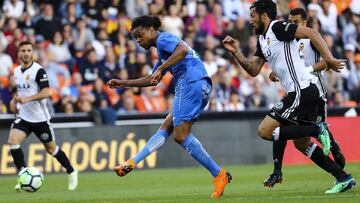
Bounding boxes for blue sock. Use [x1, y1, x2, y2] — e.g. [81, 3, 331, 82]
[133, 129, 170, 164]
[181, 134, 221, 177]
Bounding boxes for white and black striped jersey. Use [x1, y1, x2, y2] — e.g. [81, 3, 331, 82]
[297, 38, 327, 97]
[255, 20, 317, 93]
[13, 62, 51, 122]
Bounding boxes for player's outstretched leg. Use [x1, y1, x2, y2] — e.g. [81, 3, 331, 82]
[326, 124, 345, 169]
[8, 129, 27, 192]
[176, 130, 231, 198]
[114, 129, 171, 177]
[264, 140, 286, 187]
[302, 142, 356, 193]
[46, 144, 77, 190]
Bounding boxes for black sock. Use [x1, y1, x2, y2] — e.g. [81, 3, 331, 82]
[306, 144, 348, 180]
[10, 147, 26, 171]
[279, 124, 320, 140]
[54, 149, 74, 174]
[273, 140, 287, 173]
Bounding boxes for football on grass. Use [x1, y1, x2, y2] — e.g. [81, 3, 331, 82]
[18, 167, 44, 192]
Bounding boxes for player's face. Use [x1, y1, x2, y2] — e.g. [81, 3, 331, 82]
[288, 14, 307, 26]
[250, 8, 265, 35]
[132, 26, 155, 50]
[18, 44, 33, 64]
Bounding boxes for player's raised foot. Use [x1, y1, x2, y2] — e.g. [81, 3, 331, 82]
[68, 170, 78, 191]
[331, 141, 346, 169]
[264, 171, 283, 188]
[317, 123, 331, 156]
[325, 175, 356, 194]
[114, 159, 136, 177]
[211, 169, 232, 198]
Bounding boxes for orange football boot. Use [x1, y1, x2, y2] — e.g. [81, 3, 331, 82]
[114, 159, 136, 177]
[211, 169, 232, 198]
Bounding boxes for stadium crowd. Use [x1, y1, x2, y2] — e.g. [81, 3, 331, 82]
[1, 0, 360, 123]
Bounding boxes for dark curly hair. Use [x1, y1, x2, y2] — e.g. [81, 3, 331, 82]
[250, 0, 277, 20]
[131, 15, 161, 31]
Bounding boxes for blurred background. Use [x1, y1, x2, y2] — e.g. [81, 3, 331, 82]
[0, 0, 360, 121]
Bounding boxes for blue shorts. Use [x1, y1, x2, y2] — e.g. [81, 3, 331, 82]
[172, 78, 212, 127]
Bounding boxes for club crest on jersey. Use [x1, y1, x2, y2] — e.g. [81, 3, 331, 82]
[274, 101, 283, 110]
[26, 75, 30, 80]
[299, 43, 304, 52]
[267, 37, 271, 46]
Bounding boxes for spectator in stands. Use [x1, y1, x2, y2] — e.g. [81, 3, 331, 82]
[245, 79, 268, 109]
[99, 99, 117, 125]
[102, 46, 120, 82]
[225, 17, 251, 50]
[117, 95, 138, 114]
[35, 3, 62, 40]
[125, 0, 149, 19]
[222, 0, 250, 21]
[203, 50, 218, 77]
[72, 17, 95, 51]
[162, 4, 184, 38]
[349, 54, 360, 103]
[47, 31, 72, 64]
[342, 9, 360, 47]
[83, 0, 104, 29]
[0, 42, 13, 77]
[224, 90, 245, 111]
[92, 78, 109, 109]
[76, 48, 105, 85]
[61, 3, 79, 27]
[3, 0, 25, 20]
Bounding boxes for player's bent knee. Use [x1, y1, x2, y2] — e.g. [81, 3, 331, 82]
[8, 137, 18, 145]
[45, 145, 57, 155]
[257, 126, 272, 140]
[174, 135, 186, 144]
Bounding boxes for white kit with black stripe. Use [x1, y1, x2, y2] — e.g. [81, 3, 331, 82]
[297, 38, 327, 97]
[256, 20, 317, 93]
[13, 62, 51, 122]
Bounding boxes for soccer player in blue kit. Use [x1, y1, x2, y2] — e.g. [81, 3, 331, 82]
[107, 15, 231, 198]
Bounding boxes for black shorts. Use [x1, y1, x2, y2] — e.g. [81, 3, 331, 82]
[11, 118, 55, 143]
[268, 84, 320, 125]
[317, 96, 327, 123]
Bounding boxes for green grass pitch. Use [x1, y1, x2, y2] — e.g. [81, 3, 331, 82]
[0, 163, 359, 203]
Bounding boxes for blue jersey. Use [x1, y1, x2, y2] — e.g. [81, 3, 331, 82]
[153, 32, 209, 85]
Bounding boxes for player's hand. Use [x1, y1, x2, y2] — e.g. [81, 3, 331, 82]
[150, 70, 162, 85]
[10, 99, 18, 113]
[269, 72, 279, 82]
[222, 36, 239, 54]
[15, 96, 30, 104]
[107, 79, 127, 89]
[325, 58, 346, 72]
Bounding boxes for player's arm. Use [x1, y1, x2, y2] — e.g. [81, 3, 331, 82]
[222, 36, 265, 77]
[150, 42, 188, 84]
[15, 69, 50, 104]
[107, 75, 154, 88]
[294, 25, 346, 70]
